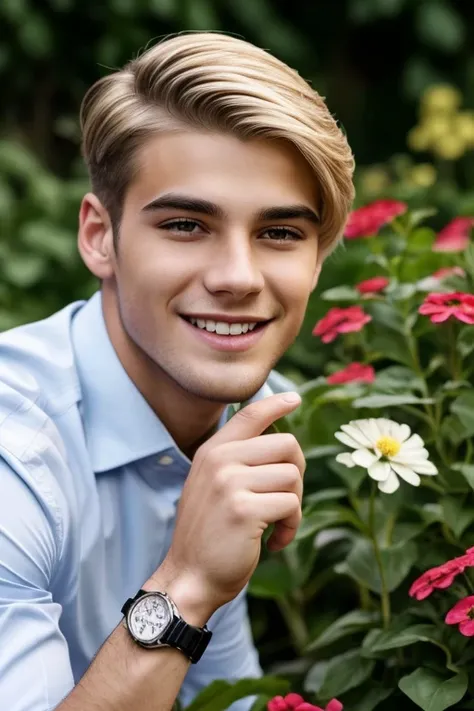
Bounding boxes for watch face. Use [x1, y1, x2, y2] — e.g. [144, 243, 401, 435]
[129, 593, 172, 643]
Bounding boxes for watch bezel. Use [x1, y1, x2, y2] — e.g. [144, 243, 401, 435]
[126, 591, 174, 647]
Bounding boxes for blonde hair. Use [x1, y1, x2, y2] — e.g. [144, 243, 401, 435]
[80, 32, 355, 255]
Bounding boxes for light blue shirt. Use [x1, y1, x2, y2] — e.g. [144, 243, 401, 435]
[0, 291, 293, 711]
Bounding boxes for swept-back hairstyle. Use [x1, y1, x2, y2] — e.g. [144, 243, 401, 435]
[81, 32, 355, 254]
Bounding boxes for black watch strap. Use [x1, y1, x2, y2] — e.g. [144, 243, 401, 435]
[121, 589, 212, 664]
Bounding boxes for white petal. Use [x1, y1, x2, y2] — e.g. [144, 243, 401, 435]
[352, 448, 380, 468]
[410, 460, 438, 475]
[336, 453, 356, 468]
[390, 463, 421, 486]
[397, 446, 429, 462]
[376, 418, 393, 436]
[341, 424, 373, 448]
[403, 434, 426, 450]
[364, 418, 383, 442]
[378, 469, 400, 494]
[368, 460, 391, 481]
[335, 431, 361, 450]
[392, 422, 411, 443]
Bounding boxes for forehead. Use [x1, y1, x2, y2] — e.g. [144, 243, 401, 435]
[125, 130, 319, 212]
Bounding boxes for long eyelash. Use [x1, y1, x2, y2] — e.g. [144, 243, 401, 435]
[265, 227, 302, 241]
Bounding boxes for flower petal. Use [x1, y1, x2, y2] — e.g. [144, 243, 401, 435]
[336, 453, 356, 468]
[377, 469, 400, 494]
[351, 448, 380, 468]
[334, 431, 361, 450]
[326, 701, 343, 711]
[409, 460, 438, 475]
[390, 463, 421, 486]
[403, 434, 426, 450]
[340, 423, 373, 448]
[368, 460, 391, 481]
[446, 596, 474, 623]
[459, 619, 474, 636]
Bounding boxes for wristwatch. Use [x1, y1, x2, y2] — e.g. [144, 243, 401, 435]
[121, 589, 212, 663]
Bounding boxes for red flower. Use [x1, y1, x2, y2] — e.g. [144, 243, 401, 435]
[432, 266, 466, 280]
[327, 362, 375, 385]
[267, 695, 342, 711]
[356, 276, 390, 295]
[313, 306, 372, 343]
[433, 217, 474, 252]
[418, 292, 474, 324]
[445, 596, 474, 636]
[409, 548, 474, 600]
[344, 199, 407, 239]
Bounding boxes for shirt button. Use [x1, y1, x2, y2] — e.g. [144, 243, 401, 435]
[158, 455, 174, 466]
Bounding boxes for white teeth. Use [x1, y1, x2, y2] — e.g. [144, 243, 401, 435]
[187, 318, 259, 335]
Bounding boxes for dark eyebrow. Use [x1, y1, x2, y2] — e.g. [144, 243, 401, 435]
[142, 193, 225, 218]
[142, 192, 320, 225]
[257, 205, 320, 225]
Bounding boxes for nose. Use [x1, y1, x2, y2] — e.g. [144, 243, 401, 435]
[203, 232, 265, 298]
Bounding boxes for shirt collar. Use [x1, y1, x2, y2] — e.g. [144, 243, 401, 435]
[71, 291, 275, 473]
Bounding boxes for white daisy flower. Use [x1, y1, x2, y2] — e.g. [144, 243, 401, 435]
[334, 418, 438, 494]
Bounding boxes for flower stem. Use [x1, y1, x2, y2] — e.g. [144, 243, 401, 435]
[369, 483, 391, 629]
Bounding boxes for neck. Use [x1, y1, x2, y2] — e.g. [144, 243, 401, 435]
[101, 290, 227, 459]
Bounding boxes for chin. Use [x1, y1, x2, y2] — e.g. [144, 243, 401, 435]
[177, 369, 271, 405]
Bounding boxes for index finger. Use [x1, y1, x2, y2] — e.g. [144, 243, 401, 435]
[210, 392, 302, 446]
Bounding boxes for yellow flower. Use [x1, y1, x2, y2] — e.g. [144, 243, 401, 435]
[424, 115, 453, 141]
[421, 84, 462, 114]
[407, 125, 431, 152]
[410, 163, 436, 187]
[433, 134, 466, 160]
[454, 111, 474, 147]
[360, 166, 390, 195]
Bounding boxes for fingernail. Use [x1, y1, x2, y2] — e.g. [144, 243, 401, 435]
[282, 392, 301, 404]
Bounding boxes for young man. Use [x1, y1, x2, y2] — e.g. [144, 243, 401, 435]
[0, 32, 354, 711]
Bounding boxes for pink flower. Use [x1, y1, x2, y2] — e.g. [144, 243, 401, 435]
[432, 266, 466, 280]
[433, 217, 474, 252]
[267, 696, 342, 711]
[409, 548, 474, 600]
[344, 199, 407, 239]
[313, 306, 372, 343]
[356, 276, 390, 295]
[446, 596, 474, 636]
[327, 362, 375, 385]
[418, 292, 474, 324]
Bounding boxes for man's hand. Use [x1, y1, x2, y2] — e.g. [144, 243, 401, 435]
[158, 392, 305, 618]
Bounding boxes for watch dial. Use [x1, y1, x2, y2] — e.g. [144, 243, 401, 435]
[129, 595, 172, 643]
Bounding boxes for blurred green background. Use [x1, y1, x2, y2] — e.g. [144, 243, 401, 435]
[1, 0, 473, 341]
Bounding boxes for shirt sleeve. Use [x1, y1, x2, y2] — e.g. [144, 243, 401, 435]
[0, 455, 74, 711]
[179, 588, 262, 711]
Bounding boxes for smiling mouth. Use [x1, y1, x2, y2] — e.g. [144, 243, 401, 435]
[180, 315, 271, 336]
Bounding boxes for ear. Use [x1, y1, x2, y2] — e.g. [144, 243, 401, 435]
[77, 193, 115, 279]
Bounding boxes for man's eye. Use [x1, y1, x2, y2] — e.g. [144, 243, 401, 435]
[262, 228, 303, 242]
[160, 219, 201, 234]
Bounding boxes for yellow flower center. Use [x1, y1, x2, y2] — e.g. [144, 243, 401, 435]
[376, 436, 401, 458]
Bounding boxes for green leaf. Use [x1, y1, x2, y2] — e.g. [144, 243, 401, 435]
[416, 2, 465, 53]
[367, 301, 405, 333]
[335, 538, 418, 593]
[452, 463, 474, 490]
[457, 326, 474, 358]
[451, 392, 474, 436]
[296, 505, 365, 541]
[2, 253, 47, 287]
[185, 677, 290, 711]
[321, 285, 359, 301]
[306, 610, 379, 651]
[398, 668, 467, 711]
[303, 445, 342, 459]
[368, 331, 413, 366]
[350, 686, 393, 711]
[373, 365, 424, 394]
[407, 215, 437, 234]
[304, 661, 328, 693]
[362, 624, 451, 662]
[304, 488, 348, 506]
[441, 496, 474, 537]
[318, 649, 375, 699]
[248, 558, 295, 599]
[353, 393, 434, 408]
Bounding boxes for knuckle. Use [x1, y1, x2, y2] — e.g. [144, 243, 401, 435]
[285, 464, 301, 486]
[236, 403, 261, 423]
[229, 491, 251, 524]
